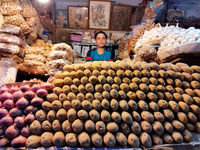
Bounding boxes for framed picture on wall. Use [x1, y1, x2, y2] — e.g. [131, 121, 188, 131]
[68, 6, 89, 29]
[89, 0, 111, 30]
[55, 10, 68, 28]
[110, 4, 132, 31]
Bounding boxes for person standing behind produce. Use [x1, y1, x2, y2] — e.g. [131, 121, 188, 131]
[86, 31, 114, 61]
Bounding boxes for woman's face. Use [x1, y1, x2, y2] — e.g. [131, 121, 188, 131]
[95, 33, 107, 48]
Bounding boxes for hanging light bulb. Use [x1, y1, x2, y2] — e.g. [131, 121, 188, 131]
[38, 0, 50, 3]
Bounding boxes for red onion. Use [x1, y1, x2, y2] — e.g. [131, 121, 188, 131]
[15, 97, 29, 109]
[5, 125, 20, 139]
[0, 101, 2, 108]
[11, 135, 27, 147]
[0, 115, 13, 127]
[0, 108, 8, 118]
[0, 91, 12, 102]
[9, 108, 23, 117]
[31, 84, 41, 92]
[25, 114, 35, 124]
[0, 137, 10, 147]
[0, 86, 8, 94]
[24, 106, 38, 114]
[3, 99, 15, 110]
[21, 125, 31, 137]
[0, 127, 5, 136]
[31, 96, 44, 106]
[41, 82, 53, 91]
[9, 86, 20, 94]
[36, 89, 48, 97]
[14, 116, 25, 127]
[12, 90, 24, 102]
[24, 90, 35, 99]
[20, 85, 30, 93]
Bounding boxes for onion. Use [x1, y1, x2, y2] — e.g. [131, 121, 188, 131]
[20, 85, 30, 93]
[5, 125, 19, 139]
[0, 85, 8, 94]
[0, 101, 2, 108]
[25, 114, 35, 124]
[36, 89, 48, 97]
[15, 97, 29, 109]
[9, 86, 20, 94]
[14, 116, 25, 127]
[9, 108, 23, 117]
[41, 82, 53, 91]
[0, 115, 13, 127]
[24, 90, 35, 99]
[31, 84, 41, 92]
[24, 106, 38, 114]
[21, 125, 31, 137]
[3, 99, 15, 110]
[0, 137, 10, 147]
[0, 108, 8, 118]
[11, 135, 27, 147]
[31, 96, 44, 106]
[0, 91, 12, 102]
[0, 127, 5, 136]
[12, 90, 24, 102]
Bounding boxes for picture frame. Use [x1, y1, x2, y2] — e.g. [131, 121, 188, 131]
[55, 9, 68, 29]
[89, 0, 111, 30]
[110, 4, 132, 31]
[68, 6, 89, 29]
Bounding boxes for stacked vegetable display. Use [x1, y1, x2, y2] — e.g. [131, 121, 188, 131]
[25, 61, 200, 148]
[0, 82, 52, 147]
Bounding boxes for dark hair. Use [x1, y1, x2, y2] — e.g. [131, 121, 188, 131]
[95, 31, 107, 39]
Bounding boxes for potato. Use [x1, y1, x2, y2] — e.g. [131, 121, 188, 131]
[158, 70, 168, 78]
[65, 133, 78, 147]
[177, 112, 188, 124]
[40, 132, 53, 147]
[46, 93, 58, 102]
[63, 77, 72, 85]
[178, 101, 189, 113]
[156, 92, 164, 99]
[139, 83, 149, 93]
[53, 131, 65, 147]
[163, 121, 173, 133]
[72, 119, 84, 133]
[90, 132, 103, 148]
[67, 108, 77, 122]
[184, 89, 195, 97]
[88, 76, 98, 85]
[173, 93, 182, 102]
[101, 110, 111, 123]
[154, 112, 165, 122]
[157, 100, 168, 109]
[121, 111, 133, 125]
[30, 120, 42, 135]
[152, 134, 163, 145]
[107, 69, 116, 77]
[132, 77, 141, 84]
[111, 84, 119, 91]
[42, 120, 52, 131]
[110, 89, 119, 99]
[118, 90, 126, 99]
[163, 109, 174, 121]
[136, 90, 146, 100]
[192, 73, 200, 82]
[138, 100, 149, 111]
[107, 122, 119, 133]
[127, 91, 136, 100]
[103, 83, 111, 92]
[67, 92, 77, 101]
[128, 100, 138, 111]
[141, 70, 150, 78]
[114, 132, 127, 147]
[73, 78, 81, 86]
[130, 111, 141, 122]
[92, 70, 100, 77]
[193, 97, 200, 105]
[166, 70, 177, 79]
[164, 92, 173, 101]
[185, 123, 195, 132]
[51, 100, 62, 111]
[141, 77, 149, 85]
[77, 109, 88, 120]
[180, 66, 194, 74]
[62, 101, 71, 110]
[166, 85, 175, 94]
[53, 79, 64, 87]
[127, 133, 140, 148]
[119, 100, 129, 111]
[35, 110, 47, 122]
[116, 70, 125, 78]
[190, 104, 200, 115]
[71, 100, 81, 110]
[129, 63, 141, 71]
[89, 109, 100, 122]
[172, 120, 185, 131]
[152, 121, 164, 136]
[95, 121, 106, 134]
[141, 111, 154, 123]
[182, 72, 193, 82]
[125, 70, 134, 78]
[172, 131, 183, 144]
[140, 132, 152, 148]
[52, 120, 62, 132]
[85, 120, 95, 133]
[149, 62, 161, 71]
[195, 122, 200, 133]
[129, 83, 138, 91]
[114, 76, 122, 85]
[133, 70, 142, 78]
[56, 108, 67, 121]
[101, 62, 111, 70]
[122, 77, 131, 84]
[182, 94, 193, 105]
[62, 71, 70, 78]
[103, 132, 116, 148]
[141, 121, 152, 133]
[101, 99, 109, 110]
[191, 65, 200, 73]
[149, 77, 158, 85]
[191, 81, 200, 89]
[82, 100, 92, 111]
[110, 99, 119, 111]
[42, 101, 51, 111]
[121, 123, 131, 136]
[100, 70, 108, 77]
[70, 85, 78, 94]
[187, 112, 197, 123]
[26, 135, 41, 148]
[194, 89, 200, 97]
[160, 63, 171, 71]
[181, 129, 193, 143]
[168, 101, 179, 113]
[111, 112, 121, 123]
[162, 133, 173, 144]
[182, 81, 191, 89]
[85, 93, 94, 102]
[61, 120, 72, 133]
[175, 87, 184, 94]
[150, 70, 159, 78]
[147, 92, 157, 101]
[158, 78, 166, 86]
[62, 85, 70, 94]
[91, 100, 101, 111]
[148, 84, 158, 93]
[80, 76, 89, 85]
[130, 121, 141, 135]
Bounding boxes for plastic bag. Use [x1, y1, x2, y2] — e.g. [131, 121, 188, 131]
[24, 54, 46, 63]
[27, 31, 37, 41]
[0, 24, 22, 37]
[1, 2, 22, 16]
[0, 43, 20, 54]
[21, 4, 37, 18]
[26, 17, 36, 27]
[4, 14, 25, 26]
[51, 43, 75, 56]
[23, 60, 44, 66]
[0, 33, 23, 46]
[49, 50, 69, 61]
[48, 59, 71, 68]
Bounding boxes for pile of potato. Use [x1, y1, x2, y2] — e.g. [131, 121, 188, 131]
[0, 82, 53, 148]
[26, 61, 200, 148]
